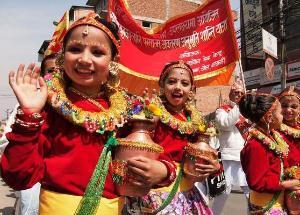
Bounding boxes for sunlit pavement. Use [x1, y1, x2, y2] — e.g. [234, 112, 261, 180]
[0, 180, 247, 215]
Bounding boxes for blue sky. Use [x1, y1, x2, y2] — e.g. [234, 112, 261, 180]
[0, 0, 240, 120]
[0, 0, 86, 119]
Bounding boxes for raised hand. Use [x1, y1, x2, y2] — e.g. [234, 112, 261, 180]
[9, 63, 48, 113]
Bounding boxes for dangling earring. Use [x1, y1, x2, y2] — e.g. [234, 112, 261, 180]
[159, 88, 165, 97]
[107, 61, 120, 89]
[188, 91, 195, 101]
[55, 53, 64, 70]
[267, 122, 270, 134]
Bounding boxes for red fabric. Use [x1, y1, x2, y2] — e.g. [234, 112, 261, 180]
[241, 137, 288, 193]
[109, 0, 239, 95]
[154, 112, 190, 163]
[0, 91, 117, 199]
[279, 130, 300, 167]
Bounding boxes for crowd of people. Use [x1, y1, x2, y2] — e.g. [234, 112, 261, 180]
[0, 12, 299, 215]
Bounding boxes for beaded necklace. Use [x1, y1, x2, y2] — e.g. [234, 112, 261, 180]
[248, 128, 289, 157]
[44, 70, 128, 134]
[148, 96, 206, 134]
[280, 123, 300, 139]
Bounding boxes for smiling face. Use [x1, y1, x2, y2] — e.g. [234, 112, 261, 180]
[280, 96, 300, 125]
[162, 68, 193, 111]
[63, 25, 112, 95]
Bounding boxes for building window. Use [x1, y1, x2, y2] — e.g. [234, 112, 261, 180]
[142, 21, 152, 28]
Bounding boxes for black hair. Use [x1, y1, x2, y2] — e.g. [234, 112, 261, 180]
[40, 53, 58, 77]
[238, 94, 276, 123]
[62, 18, 120, 59]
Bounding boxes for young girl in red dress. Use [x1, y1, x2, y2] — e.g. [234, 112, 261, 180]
[123, 60, 220, 215]
[0, 12, 172, 215]
[239, 93, 300, 214]
[278, 86, 300, 167]
[278, 86, 300, 214]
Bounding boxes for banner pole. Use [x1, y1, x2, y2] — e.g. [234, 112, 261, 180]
[238, 59, 246, 93]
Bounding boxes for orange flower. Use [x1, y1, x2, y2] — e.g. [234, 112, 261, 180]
[148, 104, 162, 116]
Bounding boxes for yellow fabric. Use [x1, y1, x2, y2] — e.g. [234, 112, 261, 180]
[39, 189, 124, 215]
[152, 163, 194, 193]
[250, 190, 284, 209]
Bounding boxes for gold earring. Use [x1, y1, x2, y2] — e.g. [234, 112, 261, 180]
[55, 53, 64, 69]
[107, 61, 120, 88]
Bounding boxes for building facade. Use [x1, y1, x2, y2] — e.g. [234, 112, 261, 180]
[241, 0, 300, 94]
[87, 0, 205, 28]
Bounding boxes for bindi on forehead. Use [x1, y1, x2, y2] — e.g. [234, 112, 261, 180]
[82, 25, 89, 37]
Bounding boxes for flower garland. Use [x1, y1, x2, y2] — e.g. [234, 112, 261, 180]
[285, 166, 300, 180]
[280, 123, 300, 139]
[147, 96, 207, 135]
[44, 70, 128, 134]
[249, 128, 289, 157]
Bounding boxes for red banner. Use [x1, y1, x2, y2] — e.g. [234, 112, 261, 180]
[109, 0, 239, 94]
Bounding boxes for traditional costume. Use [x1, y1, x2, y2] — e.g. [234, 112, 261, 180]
[1, 77, 128, 214]
[278, 86, 300, 168]
[1, 13, 130, 214]
[124, 111, 212, 215]
[124, 60, 213, 215]
[241, 127, 289, 214]
[278, 87, 300, 214]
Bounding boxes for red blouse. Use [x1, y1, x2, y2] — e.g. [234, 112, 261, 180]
[241, 137, 288, 193]
[1, 91, 118, 198]
[153, 112, 190, 163]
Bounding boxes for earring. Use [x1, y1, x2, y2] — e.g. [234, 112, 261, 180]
[267, 122, 270, 134]
[55, 53, 64, 69]
[188, 91, 195, 101]
[107, 61, 120, 88]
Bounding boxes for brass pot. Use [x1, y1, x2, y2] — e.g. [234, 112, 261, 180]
[112, 119, 163, 197]
[183, 136, 217, 183]
[285, 191, 300, 215]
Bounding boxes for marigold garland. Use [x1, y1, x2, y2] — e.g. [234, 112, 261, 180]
[147, 96, 207, 135]
[285, 166, 300, 180]
[280, 123, 300, 139]
[249, 128, 289, 157]
[44, 70, 128, 134]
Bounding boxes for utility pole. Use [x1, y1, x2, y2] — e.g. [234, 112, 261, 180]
[279, 0, 286, 90]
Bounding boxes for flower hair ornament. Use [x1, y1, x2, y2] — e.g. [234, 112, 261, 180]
[278, 86, 300, 101]
[159, 60, 194, 87]
[64, 12, 121, 52]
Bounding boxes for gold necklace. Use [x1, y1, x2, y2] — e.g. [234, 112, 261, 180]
[69, 87, 106, 112]
[45, 70, 128, 134]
